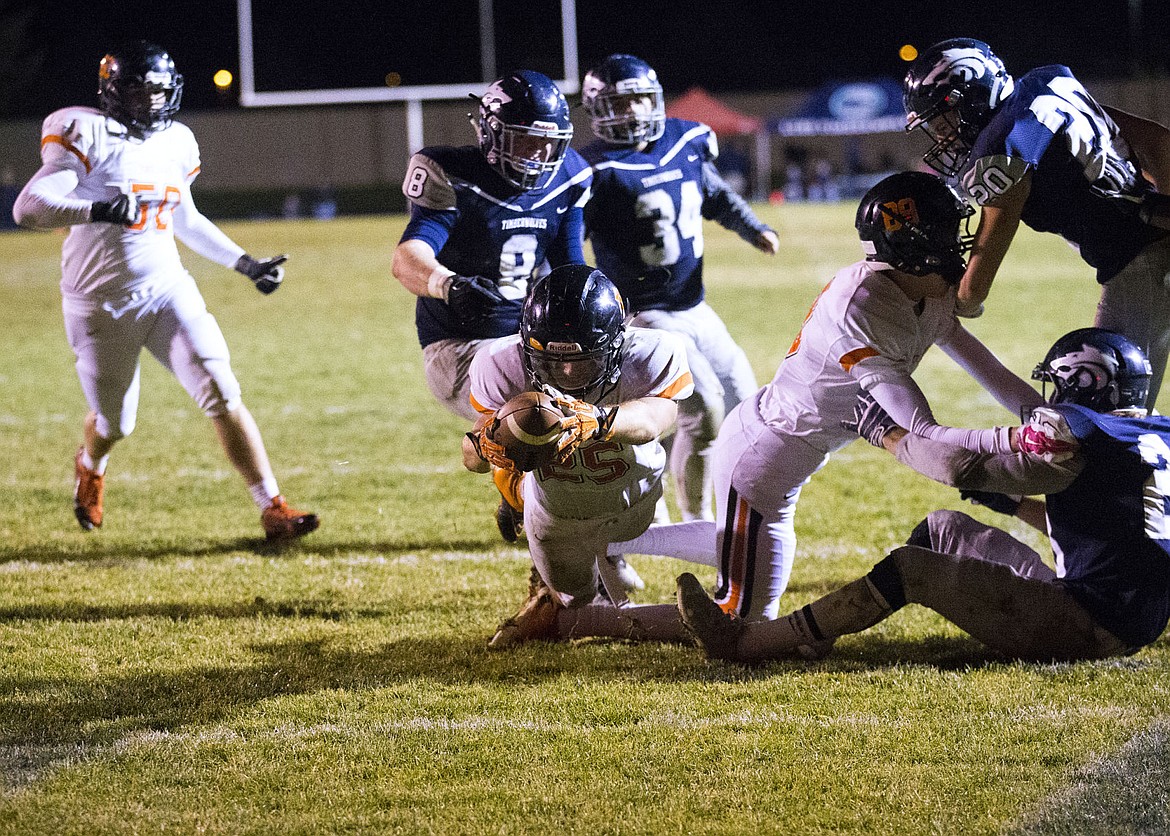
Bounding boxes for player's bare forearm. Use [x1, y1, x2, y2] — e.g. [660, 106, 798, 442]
[392, 239, 453, 298]
[959, 180, 1029, 312]
[609, 397, 677, 445]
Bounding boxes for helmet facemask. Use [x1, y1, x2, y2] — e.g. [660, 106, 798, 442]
[523, 335, 625, 402]
[473, 72, 574, 191]
[587, 86, 665, 145]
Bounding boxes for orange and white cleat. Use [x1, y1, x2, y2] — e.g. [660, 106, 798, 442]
[73, 447, 105, 531]
[261, 496, 319, 541]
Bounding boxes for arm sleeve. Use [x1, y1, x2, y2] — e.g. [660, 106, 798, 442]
[937, 322, 1044, 416]
[12, 165, 91, 229]
[699, 161, 773, 243]
[545, 205, 585, 267]
[865, 373, 1014, 454]
[172, 189, 246, 268]
[893, 431, 1081, 494]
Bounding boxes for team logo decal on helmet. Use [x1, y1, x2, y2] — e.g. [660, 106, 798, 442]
[1032, 328, 1151, 412]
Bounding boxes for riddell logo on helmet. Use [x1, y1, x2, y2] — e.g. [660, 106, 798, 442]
[881, 198, 919, 232]
[546, 341, 584, 354]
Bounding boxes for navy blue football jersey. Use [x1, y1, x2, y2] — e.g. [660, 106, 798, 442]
[1047, 403, 1170, 647]
[400, 145, 591, 347]
[960, 66, 1167, 282]
[580, 119, 718, 311]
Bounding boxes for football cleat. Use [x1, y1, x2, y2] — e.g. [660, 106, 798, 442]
[496, 497, 525, 543]
[675, 572, 745, 661]
[73, 447, 105, 531]
[488, 582, 563, 649]
[261, 496, 319, 541]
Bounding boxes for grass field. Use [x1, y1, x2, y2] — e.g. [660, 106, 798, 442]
[1, 206, 1167, 835]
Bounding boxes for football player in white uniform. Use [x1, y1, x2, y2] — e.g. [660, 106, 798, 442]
[462, 265, 696, 647]
[607, 172, 1044, 621]
[12, 42, 317, 541]
[678, 329, 1170, 663]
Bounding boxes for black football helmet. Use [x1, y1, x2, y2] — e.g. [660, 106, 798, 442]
[855, 171, 975, 283]
[98, 41, 183, 137]
[472, 70, 573, 191]
[903, 38, 1014, 176]
[581, 54, 666, 145]
[1032, 328, 1151, 412]
[520, 265, 627, 402]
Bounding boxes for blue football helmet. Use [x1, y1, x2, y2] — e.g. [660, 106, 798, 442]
[855, 171, 975, 284]
[903, 38, 1014, 176]
[521, 265, 627, 402]
[1032, 328, 1151, 412]
[581, 54, 666, 145]
[98, 41, 183, 138]
[473, 70, 573, 191]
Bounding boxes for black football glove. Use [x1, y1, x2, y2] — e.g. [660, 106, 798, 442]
[447, 275, 505, 329]
[841, 391, 900, 448]
[90, 193, 137, 226]
[959, 489, 1023, 516]
[235, 254, 288, 294]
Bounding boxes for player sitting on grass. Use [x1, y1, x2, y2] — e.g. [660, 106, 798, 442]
[678, 328, 1170, 663]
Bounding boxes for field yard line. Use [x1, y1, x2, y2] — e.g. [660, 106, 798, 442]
[1005, 717, 1170, 835]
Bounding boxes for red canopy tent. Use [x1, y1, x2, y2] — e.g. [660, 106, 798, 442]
[665, 86, 768, 199]
[665, 86, 761, 135]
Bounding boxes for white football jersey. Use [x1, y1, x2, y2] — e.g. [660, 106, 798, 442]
[37, 107, 202, 299]
[758, 260, 960, 452]
[469, 327, 694, 519]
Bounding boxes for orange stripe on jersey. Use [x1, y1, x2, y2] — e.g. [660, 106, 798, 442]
[839, 346, 879, 372]
[42, 135, 91, 174]
[657, 371, 694, 400]
[186, 165, 201, 180]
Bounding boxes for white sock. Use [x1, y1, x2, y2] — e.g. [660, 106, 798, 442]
[249, 478, 281, 509]
[609, 520, 717, 567]
[81, 449, 109, 475]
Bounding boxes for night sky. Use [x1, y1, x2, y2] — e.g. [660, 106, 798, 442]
[1, 0, 1166, 118]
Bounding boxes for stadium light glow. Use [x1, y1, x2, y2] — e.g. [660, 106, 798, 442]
[899, 44, 918, 62]
[214, 69, 234, 90]
[385, 72, 402, 88]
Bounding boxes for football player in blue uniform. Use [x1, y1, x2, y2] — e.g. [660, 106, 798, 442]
[392, 70, 591, 422]
[392, 70, 592, 541]
[579, 54, 780, 523]
[678, 328, 1170, 663]
[903, 38, 1170, 408]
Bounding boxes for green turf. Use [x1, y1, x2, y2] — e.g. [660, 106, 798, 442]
[1, 207, 1166, 835]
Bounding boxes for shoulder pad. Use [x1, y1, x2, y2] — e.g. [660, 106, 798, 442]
[403, 152, 457, 211]
[961, 153, 1029, 206]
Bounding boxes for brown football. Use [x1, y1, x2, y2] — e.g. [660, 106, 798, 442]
[487, 390, 564, 472]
